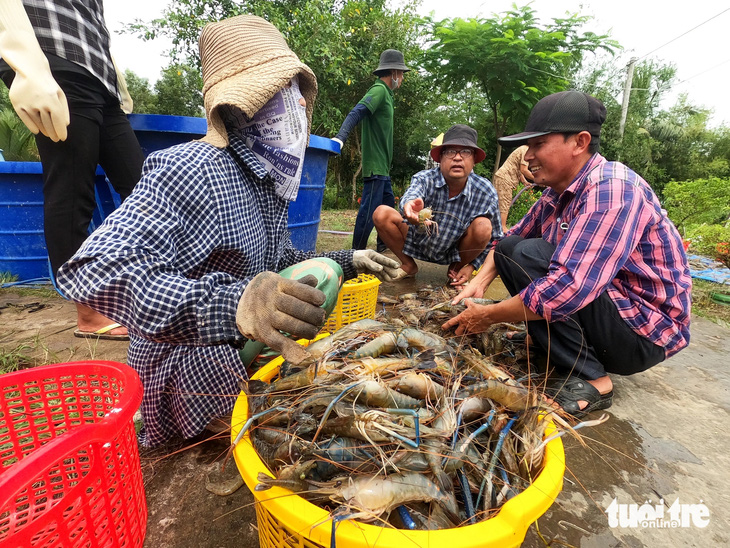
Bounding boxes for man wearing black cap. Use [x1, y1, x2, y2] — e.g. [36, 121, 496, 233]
[444, 91, 691, 418]
[332, 49, 409, 251]
[372, 124, 502, 286]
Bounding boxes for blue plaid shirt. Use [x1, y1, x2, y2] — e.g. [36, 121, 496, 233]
[57, 134, 356, 447]
[401, 168, 502, 269]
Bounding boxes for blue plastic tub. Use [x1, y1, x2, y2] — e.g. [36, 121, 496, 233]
[288, 135, 339, 251]
[0, 163, 110, 281]
[0, 163, 46, 280]
[127, 114, 207, 158]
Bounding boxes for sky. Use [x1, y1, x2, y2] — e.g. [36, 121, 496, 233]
[104, 0, 730, 127]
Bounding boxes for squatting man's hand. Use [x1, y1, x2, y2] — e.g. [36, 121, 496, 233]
[402, 197, 425, 225]
[352, 250, 401, 282]
[236, 271, 326, 365]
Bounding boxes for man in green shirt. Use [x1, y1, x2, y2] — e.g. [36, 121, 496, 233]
[332, 49, 410, 250]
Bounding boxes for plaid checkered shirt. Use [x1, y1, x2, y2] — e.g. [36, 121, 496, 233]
[509, 153, 691, 357]
[401, 168, 503, 269]
[57, 135, 357, 447]
[20, 0, 119, 98]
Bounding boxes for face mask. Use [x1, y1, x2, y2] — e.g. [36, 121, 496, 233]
[233, 76, 308, 201]
[391, 75, 401, 89]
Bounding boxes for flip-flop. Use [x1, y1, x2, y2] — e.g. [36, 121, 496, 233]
[74, 323, 129, 341]
[544, 375, 613, 419]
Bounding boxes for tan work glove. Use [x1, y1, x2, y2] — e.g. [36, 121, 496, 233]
[352, 249, 401, 282]
[236, 272, 326, 365]
[0, 0, 69, 142]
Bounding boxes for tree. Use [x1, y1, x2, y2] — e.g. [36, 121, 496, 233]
[663, 177, 730, 232]
[123, 70, 157, 114]
[154, 64, 203, 117]
[426, 5, 618, 174]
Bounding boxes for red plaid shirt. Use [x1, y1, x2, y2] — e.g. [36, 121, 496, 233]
[508, 154, 691, 357]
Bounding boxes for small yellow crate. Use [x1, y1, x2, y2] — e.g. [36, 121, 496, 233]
[232, 355, 566, 548]
[323, 273, 380, 332]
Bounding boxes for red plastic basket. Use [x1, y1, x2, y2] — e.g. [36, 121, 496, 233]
[0, 361, 147, 548]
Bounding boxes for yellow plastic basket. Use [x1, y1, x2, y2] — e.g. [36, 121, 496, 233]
[232, 356, 565, 548]
[322, 273, 380, 332]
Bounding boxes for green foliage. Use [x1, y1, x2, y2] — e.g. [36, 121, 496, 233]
[427, 5, 618, 174]
[581, 58, 730, 196]
[0, 108, 39, 161]
[506, 185, 541, 226]
[663, 177, 730, 233]
[685, 223, 730, 257]
[154, 64, 204, 117]
[124, 66, 203, 117]
[0, 341, 33, 375]
[124, 70, 158, 113]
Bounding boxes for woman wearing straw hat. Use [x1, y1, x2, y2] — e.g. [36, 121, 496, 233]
[57, 15, 399, 447]
[332, 49, 410, 252]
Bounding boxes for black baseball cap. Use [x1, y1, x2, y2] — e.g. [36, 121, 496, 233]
[499, 91, 607, 147]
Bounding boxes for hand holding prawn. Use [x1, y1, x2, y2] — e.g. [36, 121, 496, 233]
[402, 197, 424, 225]
[442, 299, 493, 335]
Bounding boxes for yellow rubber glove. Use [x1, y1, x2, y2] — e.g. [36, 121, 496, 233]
[0, 0, 69, 141]
[112, 56, 133, 114]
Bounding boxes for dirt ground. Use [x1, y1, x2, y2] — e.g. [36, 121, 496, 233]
[2, 250, 729, 547]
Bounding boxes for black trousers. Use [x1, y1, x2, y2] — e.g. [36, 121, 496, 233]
[36, 69, 144, 274]
[494, 235, 666, 379]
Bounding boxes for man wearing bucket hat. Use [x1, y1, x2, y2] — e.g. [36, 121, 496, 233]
[57, 15, 400, 447]
[0, 0, 144, 340]
[444, 91, 691, 419]
[372, 124, 502, 287]
[332, 49, 410, 251]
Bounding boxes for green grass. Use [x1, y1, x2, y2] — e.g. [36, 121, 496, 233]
[0, 342, 34, 374]
[691, 279, 730, 327]
[0, 271, 18, 284]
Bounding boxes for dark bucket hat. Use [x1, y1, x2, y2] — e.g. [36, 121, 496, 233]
[373, 49, 411, 75]
[498, 90, 607, 147]
[430, 124, 486, 163]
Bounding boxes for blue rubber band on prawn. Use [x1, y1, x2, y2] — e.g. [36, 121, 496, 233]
[443, 409, 495, 468]
[458, 469, 476, 524]
[500, 468, 517, 500]
[231, 406, 290, 448]
[311, 381, 364, 443]
[476, 416, 517, 510]
[384, 408, 420, 448]
[397, 505, 417, 529]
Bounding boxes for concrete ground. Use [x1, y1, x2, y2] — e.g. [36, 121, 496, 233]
[1, 258, 728, 547]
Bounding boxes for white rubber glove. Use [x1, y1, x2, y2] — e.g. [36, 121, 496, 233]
[236, 272, 326, 365]
[0, 0, 69, 142]
[331, 137, 343, 152]
[352, 250, 401, 282]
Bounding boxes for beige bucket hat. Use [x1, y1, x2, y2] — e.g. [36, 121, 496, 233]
[199, 15, 318, 148]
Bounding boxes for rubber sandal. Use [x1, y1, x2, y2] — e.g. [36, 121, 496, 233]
[74, 323, 129, 341]
[544, 375, 613, 419]
[503, 331, 529, 344]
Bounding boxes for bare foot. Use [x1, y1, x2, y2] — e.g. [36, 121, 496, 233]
[75, 303, 128, 336]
